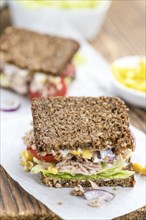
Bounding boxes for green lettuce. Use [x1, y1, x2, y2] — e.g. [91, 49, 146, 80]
[31, 165, 46, 174]
[32, 161, 134, 180]
[43, 170, 134, 180]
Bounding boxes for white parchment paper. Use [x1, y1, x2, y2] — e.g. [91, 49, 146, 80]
[1, 117, 146, 220]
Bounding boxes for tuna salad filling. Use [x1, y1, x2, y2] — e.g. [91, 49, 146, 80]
[21, 130, 134, 180]
[0, 62, 75, 96]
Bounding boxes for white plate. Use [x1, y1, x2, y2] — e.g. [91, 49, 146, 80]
[1, 41, 112, 124]
[1, 117, 146, 220]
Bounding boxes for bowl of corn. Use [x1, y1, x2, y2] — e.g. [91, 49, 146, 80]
[111, 56, 146, 108]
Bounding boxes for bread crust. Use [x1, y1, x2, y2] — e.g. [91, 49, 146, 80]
[32, 96, 134, 153]
[41, 175, 135, 188]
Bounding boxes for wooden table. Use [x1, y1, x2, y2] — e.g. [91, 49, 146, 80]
[0, 1, 146, 219]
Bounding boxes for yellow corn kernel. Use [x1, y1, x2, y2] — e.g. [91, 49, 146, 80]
[73, 53, 86, 65]
[103, 156, 109, 162]
[140, 167, 146, 176]
[48, 166, 58, 174]
[132, 163, 142, 173]
[22, 150, 33, 161]
[82, 149, 92, 159]
[24, 161, 34, 172]
[20, 160, 25, 166]
[0, 73, 10, 87]
[71, 150, 82, 156]
[112, 57, 146, 93]
[64, 77, 72, 86]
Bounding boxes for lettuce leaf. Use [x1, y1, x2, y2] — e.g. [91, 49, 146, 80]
[41, 161, 134, 180]
[30, 160, 134, 179]
[31, 165, 46, 174]
[97, 170, 135, 179]
[42, 170, 134, 180]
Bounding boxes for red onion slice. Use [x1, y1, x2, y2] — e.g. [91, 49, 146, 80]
[84, 189, 115, 202]
[87, 197, 105, 207]
[89, 180, 100, 189]
[0, 98, 21, 112]
[100, 149, 115, 162]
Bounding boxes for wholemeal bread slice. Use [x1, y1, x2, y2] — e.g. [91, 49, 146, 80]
[0, 27, 80, 76]
[41, 175, 135, 188]
[31, 96, 134, 153]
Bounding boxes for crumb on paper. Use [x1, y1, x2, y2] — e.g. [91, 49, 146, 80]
[71, 185, 84, 196]
[113, 187, 118, 191]
[71, 189, 84, 196]
[87, 197, 104, 208]
[57, 202, 63, 205]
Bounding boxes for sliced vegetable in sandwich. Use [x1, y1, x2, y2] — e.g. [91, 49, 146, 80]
[0, 27, 79, 98]
[21, 96, 135, 187]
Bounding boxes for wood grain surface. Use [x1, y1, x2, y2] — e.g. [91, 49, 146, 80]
[0, 1, 146, 219]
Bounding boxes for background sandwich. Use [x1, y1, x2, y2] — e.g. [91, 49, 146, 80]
[21, 96, 135, 187]
[0, 27, 79, 98]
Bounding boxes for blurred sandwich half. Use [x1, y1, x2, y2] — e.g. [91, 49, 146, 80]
[21, 96, 135, 188]
[0, 27, 79, 98]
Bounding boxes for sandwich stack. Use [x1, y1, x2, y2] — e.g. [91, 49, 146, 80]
[0, 27, 79, 98]
[21, 96, 135, 188]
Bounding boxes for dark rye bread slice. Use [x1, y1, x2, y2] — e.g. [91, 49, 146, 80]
[0, 27, 80, 76]
[41, 175, 135, 188]
[31, 96, 134, 154]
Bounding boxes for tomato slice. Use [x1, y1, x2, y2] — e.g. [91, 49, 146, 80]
[56, 78, 67, 96]
[27, 147, 57, 163]
[28, 78, 67, 99]
[28, 90, 41, 99]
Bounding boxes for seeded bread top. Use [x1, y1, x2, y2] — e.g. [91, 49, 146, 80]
[31, 96, 134, 154]
[0, 27, 79, 75]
